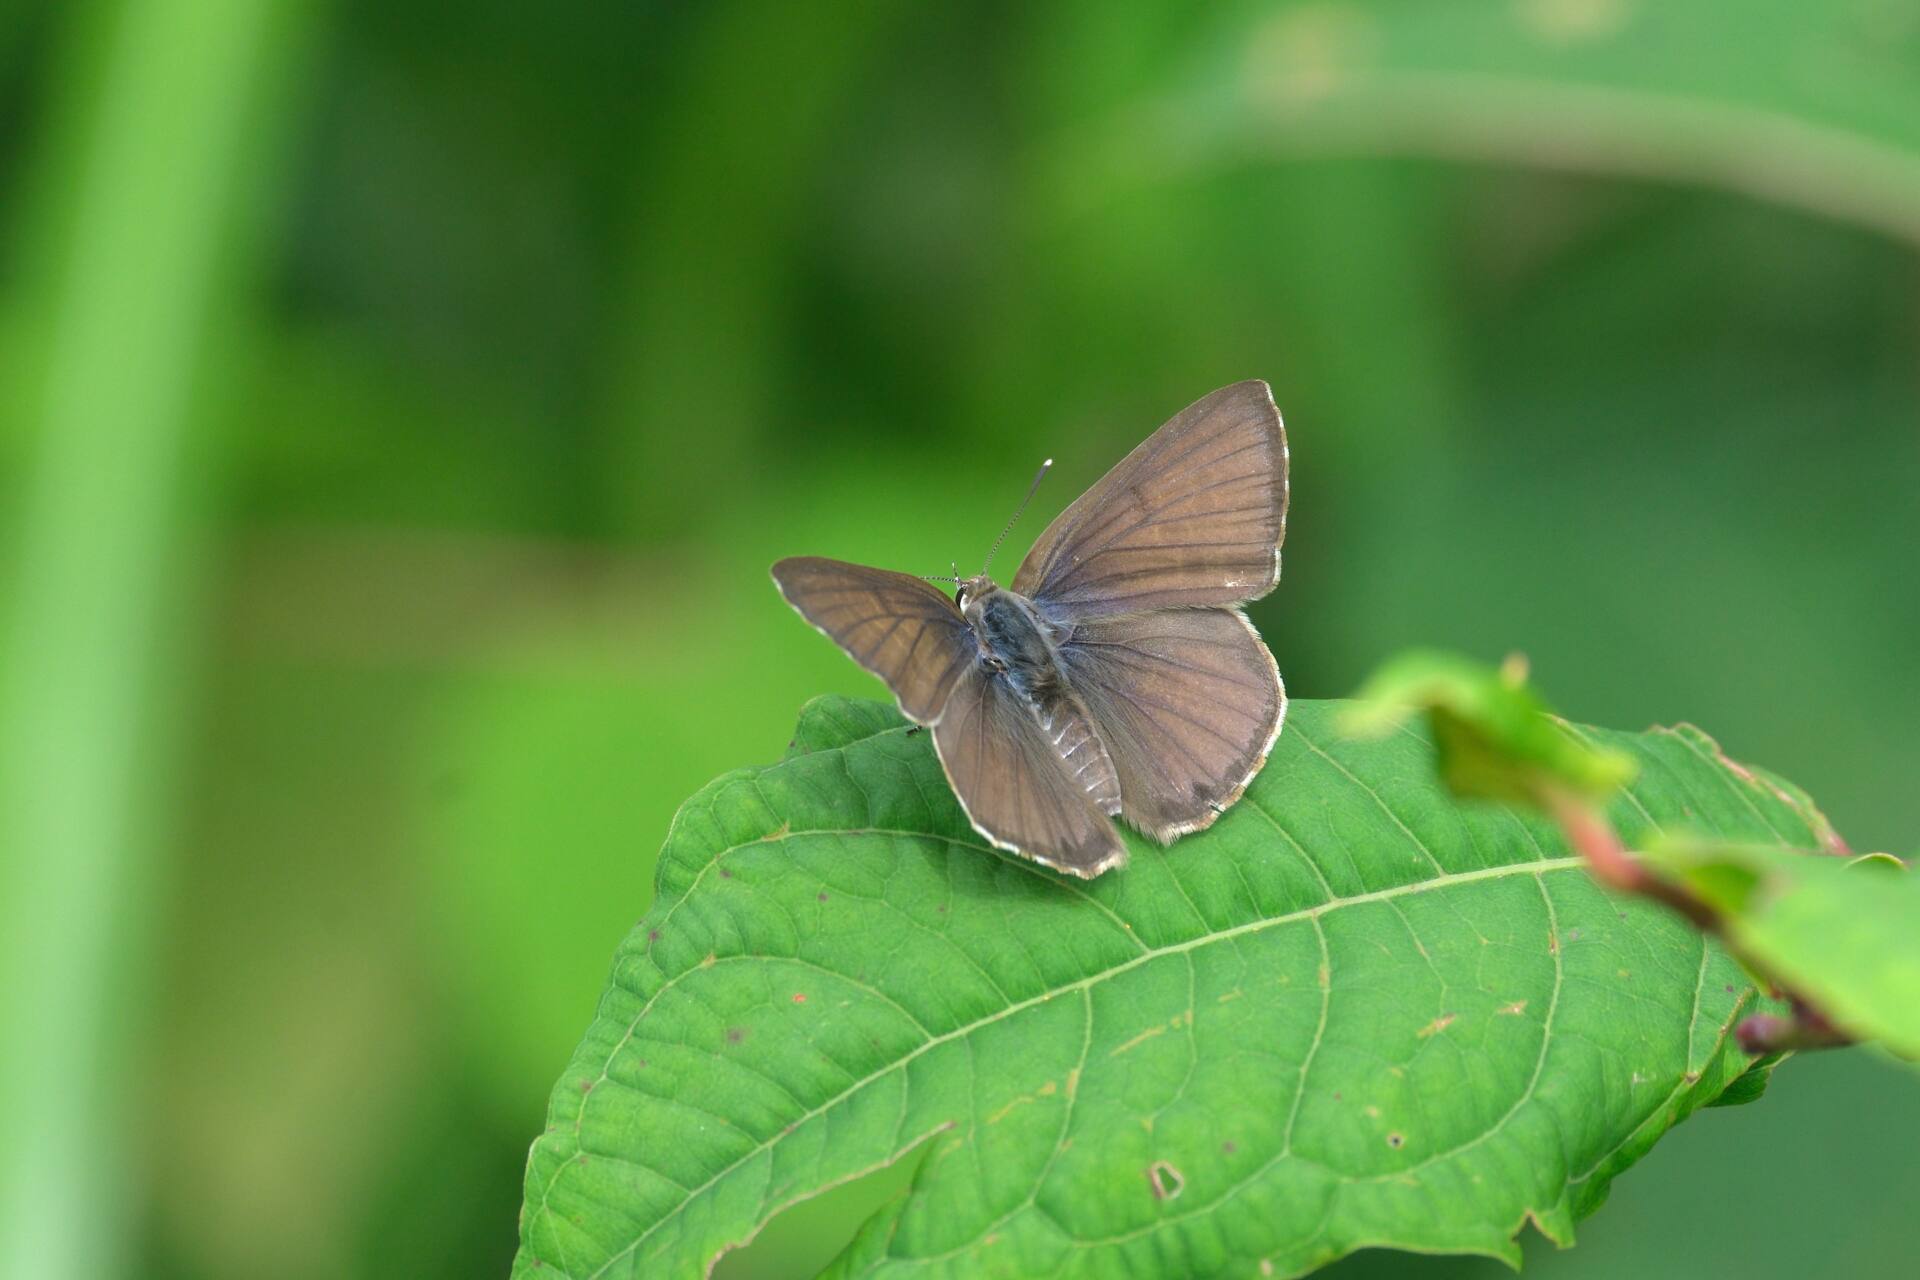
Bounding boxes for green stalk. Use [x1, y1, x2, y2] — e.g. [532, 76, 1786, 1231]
[0, 1, 308, 1275]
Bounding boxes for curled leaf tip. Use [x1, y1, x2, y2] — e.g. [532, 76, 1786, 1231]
[1341, 648, 1635, 807]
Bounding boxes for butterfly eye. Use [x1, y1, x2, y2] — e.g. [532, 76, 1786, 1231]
[954, 586, 968, 608]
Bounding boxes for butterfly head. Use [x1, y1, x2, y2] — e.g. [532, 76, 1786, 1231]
[954, 573, 999, 618]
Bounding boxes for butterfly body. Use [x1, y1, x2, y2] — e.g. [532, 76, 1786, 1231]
[955, 576, 1124, 818]
[958, 578, 1059, 693]
[773, 380, 1288, 878]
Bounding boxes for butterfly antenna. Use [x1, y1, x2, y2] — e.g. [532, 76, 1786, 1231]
[981, 458, 1052, 575]
[921, 560, 963, 585]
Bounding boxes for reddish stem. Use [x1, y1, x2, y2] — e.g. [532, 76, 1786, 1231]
[1737, 1008, 1851, 1055]
[1541, 787, 1716, 931]
[1540, 787, 1854, 1057]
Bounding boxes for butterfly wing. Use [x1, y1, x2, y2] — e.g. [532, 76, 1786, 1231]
[1012, 380, 1287, 619]
[932, 666, 1127, 877]
[771, 557, 976, 724]
[1057, 607, 1284, 842]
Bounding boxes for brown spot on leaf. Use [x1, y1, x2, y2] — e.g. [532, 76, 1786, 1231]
[1417, 1013, 1457, 1039]
[647, 929, 660, 942]
[1110, 1024, 1168, 1057]
[701, 953, 717, 968]
[1217, 988, 1244, 1004]
[1498, 1000, 1528, 1016]
[1147, 1160, 1185, 1200]
[988, 1093, 1037, 1124]
[818, 892, 829, 902]
[792, 992, 807, 1004]
[726, 1027, 746, 1044]
[719, 868, 732, 879]
[577, 1079, 593, 1094]
[1387, 1132, 1405, 1149]
[1222, 1140, 1237, 1154]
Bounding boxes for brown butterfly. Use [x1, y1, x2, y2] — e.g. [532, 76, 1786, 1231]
[772, 380, 1288, 878]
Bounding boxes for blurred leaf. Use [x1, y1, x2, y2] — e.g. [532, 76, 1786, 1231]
[1100, 1, 1920, 246]
[1341, 649, 1635, 806]
[515, 697, 1830, 1279]
[1644, 840, 1920, 1060]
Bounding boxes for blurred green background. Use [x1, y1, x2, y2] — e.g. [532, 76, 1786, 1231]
[3, 2, 1918, 1278]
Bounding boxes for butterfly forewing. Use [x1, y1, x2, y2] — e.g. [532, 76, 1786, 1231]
[932, 665, 1127, 877]
[1012, 380, 1287, 618]
[770, 557, 974, 723]
[1057, 607, 1285, 841]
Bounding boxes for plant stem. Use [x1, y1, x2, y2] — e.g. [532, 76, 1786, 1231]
[1540, 787, 1716, 931]
[1736, 1005, 1852, 1055]
[1540, 788, 1857, 1057]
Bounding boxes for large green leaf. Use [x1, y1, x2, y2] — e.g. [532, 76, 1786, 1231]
[514, 698, 1832, 1279]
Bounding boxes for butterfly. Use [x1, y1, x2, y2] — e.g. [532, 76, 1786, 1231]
[771, 380, 1288, 878]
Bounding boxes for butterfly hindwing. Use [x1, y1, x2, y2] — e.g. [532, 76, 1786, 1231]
[1057, 606, 1284, 842]
[931, 663, 1128, 877]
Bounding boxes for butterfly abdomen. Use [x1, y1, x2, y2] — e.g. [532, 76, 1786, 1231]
[965, 585, 1123, 814]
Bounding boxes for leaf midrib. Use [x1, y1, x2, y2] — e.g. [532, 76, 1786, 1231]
[571, 844, 1588, 1279]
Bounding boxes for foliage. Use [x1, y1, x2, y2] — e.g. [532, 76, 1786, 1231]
[515, 696, 1832, 1279]
[1345, 647, 1916, 1068]
[1643, 840, 1920, 1060]
[10, 3, 1920, 1277]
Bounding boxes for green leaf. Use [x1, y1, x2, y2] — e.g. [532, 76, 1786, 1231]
[1643, 840, 1920, 1059]
[784, 694, 910, 761]
[1340, 649, 1636, 805]
[515, 698, 1830, 1279]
